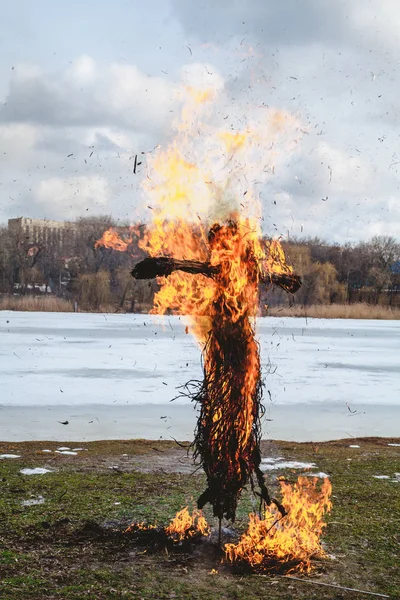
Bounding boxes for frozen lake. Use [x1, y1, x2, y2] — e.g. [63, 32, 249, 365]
[0, 311, 399, 442]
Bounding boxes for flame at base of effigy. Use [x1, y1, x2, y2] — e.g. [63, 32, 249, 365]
[124, 476, 333, 575]
[225, 476, 333, 573]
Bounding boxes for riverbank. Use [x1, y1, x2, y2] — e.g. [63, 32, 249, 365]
[0, 437, 399, 599]
[1, 296, 400, 319]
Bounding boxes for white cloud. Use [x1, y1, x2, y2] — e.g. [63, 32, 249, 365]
[34, 175, 110, 219]
[0, 123, 38, 163]
[0, 55, 177, 134]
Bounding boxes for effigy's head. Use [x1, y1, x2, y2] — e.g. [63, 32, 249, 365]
[207, 220, 238, 249]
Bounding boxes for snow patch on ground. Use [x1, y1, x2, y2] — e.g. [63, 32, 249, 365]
[42, 449, 52, 453]
[55, 450, 78, 455]
[349, 445, 360, 448]
[20, 467, 52, 475]
[305, 472, 330, 478]
[373, 475, 390, 479]
[0, 454, 21, 459]
[388, 443, 400, 447]
[22, 495, 45, 506]
[57, 447, 70, 451]
[261, 459, 316, 471]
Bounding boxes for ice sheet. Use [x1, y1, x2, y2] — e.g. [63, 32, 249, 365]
[0, 312, 399, 441]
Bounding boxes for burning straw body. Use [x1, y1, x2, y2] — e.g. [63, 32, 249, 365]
[131, 221, 301, 524]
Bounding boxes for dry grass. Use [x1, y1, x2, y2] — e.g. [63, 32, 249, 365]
[0, 295, 74, 312]
[268, 302, 400, 320]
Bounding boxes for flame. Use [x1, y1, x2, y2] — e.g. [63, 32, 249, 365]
[95, 227, 132, 252]
[125, 506, 209, 542]
[97, 88, 311, 552]
[137, 90, 301, 341]
[124, 521, 156, 534]
[225, 477, 332, 573]
[264, 239, 295, 277]
[165, 506, 210, 541]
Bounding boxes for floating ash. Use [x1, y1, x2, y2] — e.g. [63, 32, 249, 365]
[225, 476, 332, 574]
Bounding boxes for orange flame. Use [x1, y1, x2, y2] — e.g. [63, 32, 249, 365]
[225, 477, 332, 573]
[125, 507, 210, 541]
[165, 506, 210, 541]
[124, 521, 156, 534]
[95, 227, 131, 252]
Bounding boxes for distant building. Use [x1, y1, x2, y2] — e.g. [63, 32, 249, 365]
[8, 217, 77, 252]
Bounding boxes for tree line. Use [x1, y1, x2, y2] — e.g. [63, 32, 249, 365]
[0, 216, 399, 311]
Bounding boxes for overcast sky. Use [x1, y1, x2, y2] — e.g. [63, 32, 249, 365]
[1, 0, 400, 243]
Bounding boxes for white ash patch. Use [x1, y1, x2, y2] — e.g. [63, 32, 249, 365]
[305, 472, 330, 478]
[0, 454, 21, 459]
[20, 467, 52, 475]
[388, 443, 400, 447]
[373, 475, 390, 480]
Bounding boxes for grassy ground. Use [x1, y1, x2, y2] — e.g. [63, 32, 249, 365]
[0, 438, 399, 599]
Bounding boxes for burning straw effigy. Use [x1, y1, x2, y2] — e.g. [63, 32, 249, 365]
[131, 220, 301, 526]
[96, 88, 334, 572]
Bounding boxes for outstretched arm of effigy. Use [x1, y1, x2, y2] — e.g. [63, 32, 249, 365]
[131, 256, 302, 293]
[131, 257, 217, 279]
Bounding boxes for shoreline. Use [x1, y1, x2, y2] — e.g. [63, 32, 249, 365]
[1, 402, 399, 443]
[1, 301, 400, 319]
